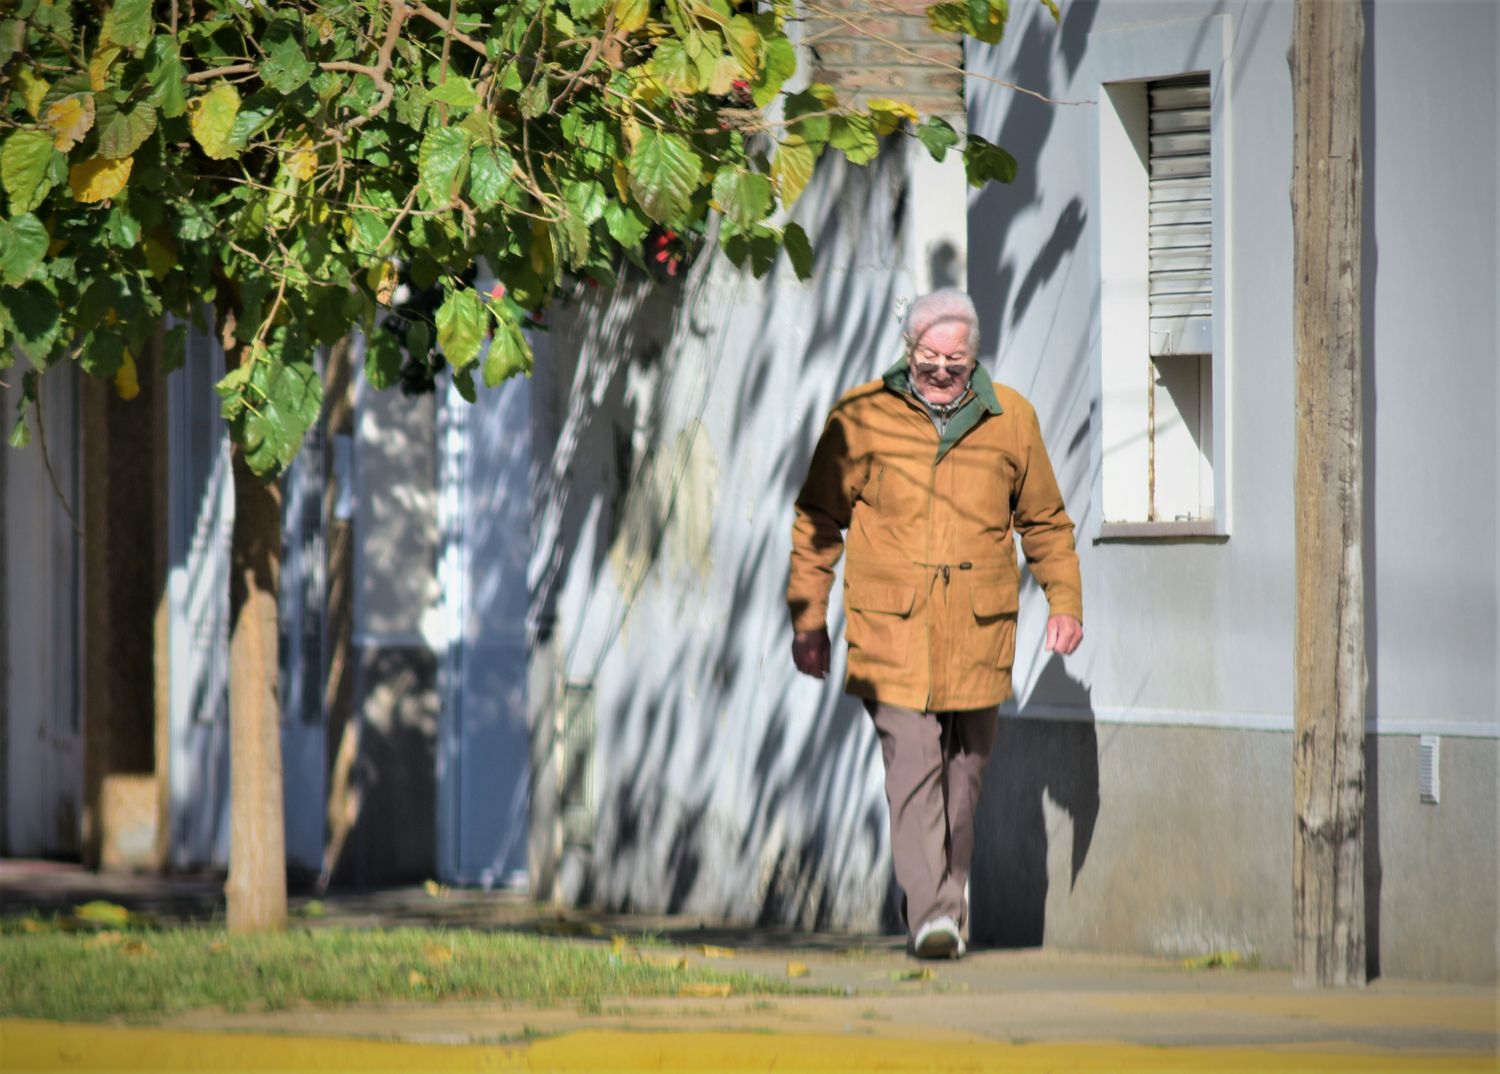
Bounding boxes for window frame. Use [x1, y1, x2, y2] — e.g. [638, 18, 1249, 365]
[1088, 14, 1233, 541]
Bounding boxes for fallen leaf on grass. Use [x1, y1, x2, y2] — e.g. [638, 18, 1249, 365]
[679, 982, 732, 998]
[422, 879, 450, 899]
[120, 939, 151, 956]
[206, 941, 228, 953]
[86, 930, 124, 949]
[296, 899, 327, 919]
[891, 967, 936, 982]
[697, 944, 735, 959]
[424, 943, 454, 965]
[644, 953, 689, 971]
[75, 901, 131, 927]
[785, 961, 810, 978]
[408, 970, 428, 987]
[537, 918, 604, 937]
[1181, 950, 1245, 970]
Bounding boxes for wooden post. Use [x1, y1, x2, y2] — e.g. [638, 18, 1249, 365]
[1291, 0, 1366, 987]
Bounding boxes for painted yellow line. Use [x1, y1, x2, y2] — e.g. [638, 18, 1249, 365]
[2, 1020, 1492, 1074]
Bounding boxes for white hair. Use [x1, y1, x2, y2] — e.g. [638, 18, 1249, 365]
[903, 289, 980, 352]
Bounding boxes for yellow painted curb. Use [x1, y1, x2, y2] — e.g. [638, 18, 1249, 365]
[2, 1020, 1492, 1074]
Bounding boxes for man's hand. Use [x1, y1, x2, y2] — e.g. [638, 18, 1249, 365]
[1044, 614, 1083, 655]
[792, 628, 831, 679]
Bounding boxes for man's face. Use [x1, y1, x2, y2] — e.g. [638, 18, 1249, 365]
[906, 318, 974, 407]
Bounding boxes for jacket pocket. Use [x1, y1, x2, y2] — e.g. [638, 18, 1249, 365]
[845, 582, 918, 670]
[969, 583, 1019, 670]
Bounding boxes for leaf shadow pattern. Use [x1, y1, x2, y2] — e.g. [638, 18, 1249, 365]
[531, 145, 921, 932]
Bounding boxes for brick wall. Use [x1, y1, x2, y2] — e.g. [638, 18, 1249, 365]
[803, 0, 965, 121]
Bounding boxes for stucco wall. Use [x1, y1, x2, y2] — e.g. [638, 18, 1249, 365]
[534, 0, 1498, 980]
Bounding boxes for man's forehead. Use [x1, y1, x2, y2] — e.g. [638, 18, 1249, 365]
[911, 319, 972, 349]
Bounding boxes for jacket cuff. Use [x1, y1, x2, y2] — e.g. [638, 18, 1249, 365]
[1047, 600, 1083, 624]
[791, 607, 828, 635]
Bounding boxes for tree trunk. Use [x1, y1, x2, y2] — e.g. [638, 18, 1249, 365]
[1291, 0, 1366, 988]
[226, 408, 288, 932]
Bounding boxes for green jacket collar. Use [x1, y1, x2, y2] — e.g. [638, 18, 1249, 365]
[881, 357, 1003, 461]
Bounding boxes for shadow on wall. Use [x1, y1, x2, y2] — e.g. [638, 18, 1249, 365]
[970, 655, 1099, 948]
[535, 145, 917, 930]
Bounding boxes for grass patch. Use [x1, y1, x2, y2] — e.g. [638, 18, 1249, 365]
[0, 924, 804, 1022]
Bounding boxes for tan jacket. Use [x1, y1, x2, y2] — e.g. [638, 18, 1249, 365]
[788, 361, 1082, 711]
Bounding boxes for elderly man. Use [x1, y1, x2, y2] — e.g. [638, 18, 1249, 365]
[787, 288, 1083, 959]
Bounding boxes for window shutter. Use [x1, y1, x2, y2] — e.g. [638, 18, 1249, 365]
[1148, 75, 1212, 357]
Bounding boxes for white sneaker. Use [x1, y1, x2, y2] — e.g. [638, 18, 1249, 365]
[913, 915, 965, 959]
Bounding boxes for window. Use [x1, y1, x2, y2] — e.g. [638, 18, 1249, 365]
[1092, 17, 1230, 538]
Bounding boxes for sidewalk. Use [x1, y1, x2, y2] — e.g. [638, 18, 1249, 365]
[3, 861, 1496, 1073]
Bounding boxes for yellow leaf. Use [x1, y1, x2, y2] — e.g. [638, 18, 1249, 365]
[46, 94, 96, 152]
[114, 349, 139, 400]
[610, 935, 629, 956]
[20, 919, 49, 933]
[423, 943, 454, 965]
[75, 901, 131, 927]
[86, 930, 125, 948]
[612, 160, 631, 202]
[771, 138, 817, 207]
[206, 941, 228, 953]
[644, 953, 688, 971]
[369, 260, 398, 305]
[120, 939, 152, 956]
[18, 69, 50, 118]
[69, 156, 133, 203]
[679, 982, 732, 998]
[697, 944, 735, 959]
[892, 967, 936, 982]
[866, 97, 919, 136]
[287, 139, 317, 182]
[786, 961, 810, 978]
[90, 46, 122, 93]
[708, 54, 740, 96]
[807, 83, 840, 110]
[614, 0, 649, 33]
[408, 970, 427, 986]
[188, 83, 242, 160]
[529, 219, 553, 277]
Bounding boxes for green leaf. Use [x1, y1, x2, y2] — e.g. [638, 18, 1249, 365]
[419, 126, 471, 206]
[96, 98, 158, 159]
[648, 39, 702, 93]
[9, 414, 30, 449]
[627, 130, 703, 225]
[568, 0, 608, 21]
[783, 89, 832, 147]
[81, 330, 125, 379]
[162, 323, 187, 373]
[830, 113, 879, 165]
[963, 134, 1017, 186]
[782, 221, 813, 280]
[427, 77, 480, 109]
[260, 22, 316, 95]
[103, 205, 141, 248]
[468, 143, 514, 209]
[101, 0, 152, 49]
[563, 179, 607, 225]
[752, 32, 796, 107]
[145, 35, 187, 117]
[521, 80, 549, 119]
[725, 15, 761, 78]
[967, 0, 1009, 43]
[483, 313, 531, 387]
[435, 287, 486, 369]
[916, 116, 960, 162]
[603, 200, 650, 249]
[1040, 0, 1059, 21]
[0, 283, 61, 365]
[189, 83, 241, 160]
[2, 130, 59, 215]
[364, 327, 404, 389]
[452, 364, 477, 403]
[711, 167, 771, 230]
[237, 358, 323, 477]
[0, 214, 48, 287]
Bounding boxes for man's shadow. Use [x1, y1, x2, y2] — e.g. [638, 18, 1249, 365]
[969, 655, 1100, 947]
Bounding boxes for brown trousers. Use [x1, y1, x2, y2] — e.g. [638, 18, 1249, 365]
[865, 700, 999, 939]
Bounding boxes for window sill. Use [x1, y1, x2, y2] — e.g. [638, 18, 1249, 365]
[1095, 520, 1229, 543]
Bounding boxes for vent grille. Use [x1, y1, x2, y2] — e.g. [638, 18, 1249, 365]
[1149, 74, 1212, 357]
[1418, 735, 1440, 805]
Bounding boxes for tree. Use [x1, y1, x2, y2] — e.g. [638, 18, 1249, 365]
[2, 0, 1030, 930]
[1291, 0, 1366, 987]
